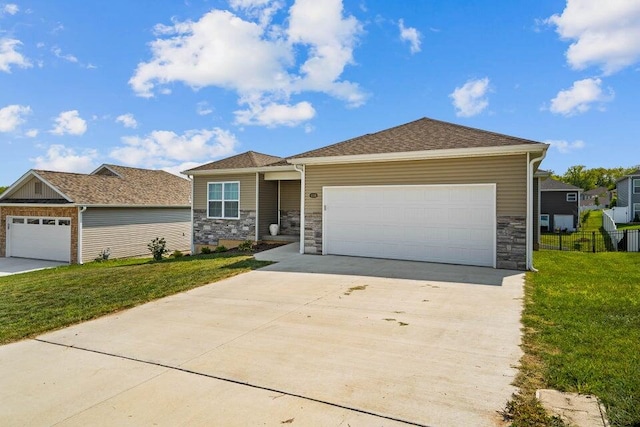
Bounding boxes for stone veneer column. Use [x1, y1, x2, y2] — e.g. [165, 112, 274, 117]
[304, 212, 323, 254]
[496, 216, 527, 270]
[279, 210, 301, 235]
[193, 209, 256, 246]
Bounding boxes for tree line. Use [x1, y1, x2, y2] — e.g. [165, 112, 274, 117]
[551, 165, 639, 191]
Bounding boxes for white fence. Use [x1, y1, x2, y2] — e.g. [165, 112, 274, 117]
[602, 210, 639, 252]
[604, 207, 629, 223]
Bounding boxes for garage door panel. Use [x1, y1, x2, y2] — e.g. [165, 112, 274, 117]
[324, 185, 495, 267]
[8, 217, 71, 262]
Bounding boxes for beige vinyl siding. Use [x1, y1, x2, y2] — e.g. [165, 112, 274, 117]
[280, 180, 301, 211]
[193, 174, 256, 211]
[533, 177, 539, 247]
[8, 176, 62, 200]
[81, 208, 190, 262]
[258, 174, 278, 237]
[304, 154, 527, 217]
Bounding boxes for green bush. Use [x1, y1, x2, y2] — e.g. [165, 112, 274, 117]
[237, 240, 254, 252]
[94, 248, 111, 262]
[171, 250, 184, 258]
[200, 247, 212, 254]
[213, 245, 227, 253]
[147, 237, 169, 261]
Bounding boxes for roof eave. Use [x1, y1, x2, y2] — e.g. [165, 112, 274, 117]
[288, 144, 549, 165]
[0, 170, 74, 203]
[182, 164, 297, 176]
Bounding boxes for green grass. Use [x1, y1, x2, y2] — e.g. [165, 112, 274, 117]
[617, 223, 640, 230]
[581, 209, 603, 231]
[0, 254, 270, 344]
[505, 251, 640, 426]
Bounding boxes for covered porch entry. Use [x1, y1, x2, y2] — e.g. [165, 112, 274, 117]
[258, 171, 301, 243]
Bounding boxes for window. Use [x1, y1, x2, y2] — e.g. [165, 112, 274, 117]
[34, 181, 42, 195]
[634, 204, 640, 222]
[208, 182, 239, 219]
[566, 193, 577, 202]
[58, 219, 71, 226]
[12, 218, 24, 224]
[27, 218, 40, 225]
[634, 179, 640, 194]
[42, 219, 56, 225]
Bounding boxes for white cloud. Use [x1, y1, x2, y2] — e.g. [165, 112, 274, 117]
[115, 113, 138, 128]
[0, 104, 31, 132]
[130, 0, 365, 127]
[50, 110, 88, 135]
[0, 38, 31, 73]
[2, 4, 19, 15]
[547, 0, 640, 75]
[449, 77, 491, 117]
[398, 19, 421, 54]
[52, 47, 78, 63]
[196, 101, 213, 116]
[545, 139, 586, 153]
[235, 99, 315, 127]
[25, 129, 39, 138]
[31, 145, 99, 172]
[109, 127, 238, 169]
[549, 77, 613, 116]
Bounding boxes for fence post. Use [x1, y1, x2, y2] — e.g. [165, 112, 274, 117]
[559, 230, 562, 250]
[592, 231, 596, 253]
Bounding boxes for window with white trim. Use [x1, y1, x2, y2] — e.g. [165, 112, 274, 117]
[566, 192, 577, 202]
[634, 203, 640, 222]
[634, 179, 640, 194]
[208, 182, 240, 219]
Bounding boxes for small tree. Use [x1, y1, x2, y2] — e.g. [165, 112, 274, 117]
[148, 237, 169, 261]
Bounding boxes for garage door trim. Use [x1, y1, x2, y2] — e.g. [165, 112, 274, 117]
[6, 215, 72, 262]
[322, 184, 497, 267]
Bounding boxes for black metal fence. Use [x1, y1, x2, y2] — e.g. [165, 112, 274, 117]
[540, 229, 640, 252]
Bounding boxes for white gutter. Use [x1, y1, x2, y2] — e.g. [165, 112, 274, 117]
[255, 173, 260, 241]
[184, 165, 296, 176]
[78, 205, 87, 264]
[527, 150, 547, 271]
[189, 176, 195, 254]
[294, 164, 305, 254]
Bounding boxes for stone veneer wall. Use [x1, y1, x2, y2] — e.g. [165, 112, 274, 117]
[0, 206, 79, 263]
[280, 210, 301, 235]
[303, 212, 528, 271]
[496, 216, 527, 270]
[193, 209, 256, 246]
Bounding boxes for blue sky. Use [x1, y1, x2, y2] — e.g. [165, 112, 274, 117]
[1, 0, 639, 184]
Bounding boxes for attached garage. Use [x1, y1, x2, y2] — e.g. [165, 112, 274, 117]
[323, 185, 496, 267]
[6, 216, 71, 262]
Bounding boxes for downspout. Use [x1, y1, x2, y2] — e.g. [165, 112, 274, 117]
[255, 173, 260, 241]
[527, 151, 546, 271]
[189, 176, 194, 254]
[78, 205, 87, 264]
[277, 180, 281, 228]
[294, 164, 305, 254]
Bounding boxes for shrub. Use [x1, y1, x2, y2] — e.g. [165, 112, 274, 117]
[214, 245, 228, 253]
[147, 237, 169, 261]
[171, 250, 184, 258]
[237, 240, 254, 252]
[94, 248, 111, 262]
[200, 246, 212, 254]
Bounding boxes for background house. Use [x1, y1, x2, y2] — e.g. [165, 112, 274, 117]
[614, 169, 640, 223]
[540, 177, 582, 231]
[580, 186, 612, 210]
[184, 117, 549, 271]
[0, 164, 191, 263]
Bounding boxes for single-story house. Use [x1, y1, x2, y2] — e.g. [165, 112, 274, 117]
[539, 177, 582, 232]
[580, 186, 612, 210]
[184, 117, 549, 271]
[0, 164, 191, 263]
[615, 168, 640, 223]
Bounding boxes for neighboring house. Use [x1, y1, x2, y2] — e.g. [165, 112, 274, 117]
[183, 117, 549, 271]
[615, 169, 640, 223]
[580, 186, 612, 210]
[540, 177, 582, 232]
[0, 164, 191, 264]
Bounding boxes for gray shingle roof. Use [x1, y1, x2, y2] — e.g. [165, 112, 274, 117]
[540, 177, 582, 191]
[185, 151, 284, 172]
[289, 117, 544, 159]
[32, 165, 190, 206]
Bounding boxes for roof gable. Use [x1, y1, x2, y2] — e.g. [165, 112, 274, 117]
[185, 151, 284, 172]
[289, 117, 544, 159]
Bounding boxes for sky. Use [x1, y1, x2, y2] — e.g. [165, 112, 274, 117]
[1, 0, 639, 185]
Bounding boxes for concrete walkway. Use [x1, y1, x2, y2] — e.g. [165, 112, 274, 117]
[0, 257, 67, 276]
[0, 244, 525, 426]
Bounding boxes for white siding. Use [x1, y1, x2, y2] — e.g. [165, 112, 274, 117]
[81, 208, 190, 262]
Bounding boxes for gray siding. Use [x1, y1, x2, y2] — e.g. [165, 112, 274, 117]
[258, 174, 278, 237]
[617, 177, 629, 207]
[82, 207, 190, 262]
[193, 174, 256, 211]
[8, 176, 61, 200]
[540, 191, 579, 230]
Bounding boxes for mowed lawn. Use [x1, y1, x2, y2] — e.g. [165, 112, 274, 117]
[0, 254, 270, 344]
[513, 251, 640, 426]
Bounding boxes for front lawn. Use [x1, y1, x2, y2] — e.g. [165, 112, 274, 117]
[506, 251, 640, 426]
[617, 223, 640, 230]
[0, 254, 270, 344]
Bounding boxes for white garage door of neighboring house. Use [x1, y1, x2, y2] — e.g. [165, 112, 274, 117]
[6, 216, 71, 262]
[323, 184, 496, 267]
[553, 214, 575, 232]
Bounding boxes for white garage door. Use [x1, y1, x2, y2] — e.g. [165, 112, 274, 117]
[6, 216, 71, 262]
[323, 184, 496, 267]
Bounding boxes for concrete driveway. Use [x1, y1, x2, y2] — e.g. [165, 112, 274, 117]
[0, 244, 524, 426]
[0, 257, 67, 276]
